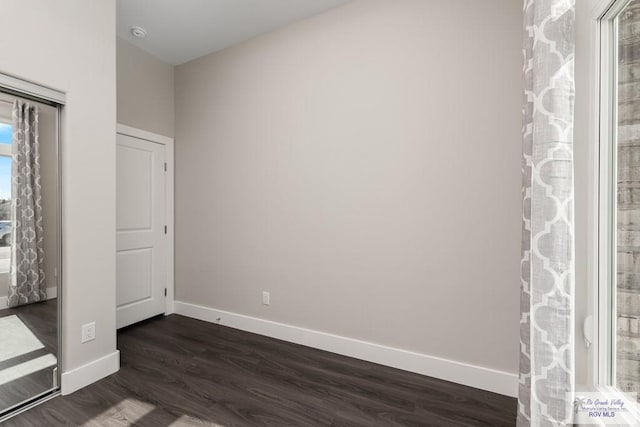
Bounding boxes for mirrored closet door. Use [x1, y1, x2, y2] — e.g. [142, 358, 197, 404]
[0, 89, 60, 417]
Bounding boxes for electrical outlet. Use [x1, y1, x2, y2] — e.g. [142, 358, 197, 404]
[262, 291, 270, 306]
[81, 322, 96, 343]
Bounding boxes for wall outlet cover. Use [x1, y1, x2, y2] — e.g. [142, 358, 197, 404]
[81, 322, 96, 343]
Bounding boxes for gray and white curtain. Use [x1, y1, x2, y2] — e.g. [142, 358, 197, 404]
[7, 100, 45, 308]
[518, 0, 576, 425]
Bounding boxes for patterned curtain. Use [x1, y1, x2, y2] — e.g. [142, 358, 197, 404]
[7, 100, 45, 308]
[518, 0, 576, 426]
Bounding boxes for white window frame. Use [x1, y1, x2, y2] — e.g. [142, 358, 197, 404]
[591, 0, 640, 414]
[593, 0, 621, 388]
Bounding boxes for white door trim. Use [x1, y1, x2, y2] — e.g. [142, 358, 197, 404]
[116, 124, 174, 316]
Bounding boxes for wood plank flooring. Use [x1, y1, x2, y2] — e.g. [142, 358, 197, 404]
[6, 314, 516, 426]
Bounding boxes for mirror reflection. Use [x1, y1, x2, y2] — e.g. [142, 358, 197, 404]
[0, 91, 59, 415]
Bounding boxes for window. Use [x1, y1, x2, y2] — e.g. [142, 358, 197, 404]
[597, 0, 640, 406]
[0, 123, 10, 275]
[615, 0, 640, 397]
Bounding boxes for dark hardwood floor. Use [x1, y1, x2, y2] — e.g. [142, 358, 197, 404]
[0, 300, 57, 413]
[6, 314, 516, 426]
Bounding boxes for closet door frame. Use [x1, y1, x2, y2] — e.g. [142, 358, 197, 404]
[0, 73, 64, 420]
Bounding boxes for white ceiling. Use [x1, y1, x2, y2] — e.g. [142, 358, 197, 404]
[117, 0, 351, 65]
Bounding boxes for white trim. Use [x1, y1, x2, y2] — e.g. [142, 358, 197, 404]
[0, 72, 65, 105]
[117, 124, 173, 146]
[174, 301, 518, 397]
[0, 286, 57, 310]
[590, 0, 631, 389]
[60, 350, 119, 395]
[587, 0, 616, 388]
[164, 135, 175, 315]
[116, 124, 175, 316]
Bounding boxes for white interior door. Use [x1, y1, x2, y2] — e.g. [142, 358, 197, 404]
[116, 133, 166, 328]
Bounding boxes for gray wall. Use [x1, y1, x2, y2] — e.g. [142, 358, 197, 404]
[175, 0, 522, 373]
[0, 0, 117, 372]
[117, 38, 174, 137]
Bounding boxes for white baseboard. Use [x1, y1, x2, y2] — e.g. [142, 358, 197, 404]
[174, 301, 518, 397]
[0, 286, 57, 310]
[60, 350, 120, 395]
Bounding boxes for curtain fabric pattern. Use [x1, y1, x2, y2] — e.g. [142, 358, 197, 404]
[7, 100, 45, 308]
[518, 0, 576, 425]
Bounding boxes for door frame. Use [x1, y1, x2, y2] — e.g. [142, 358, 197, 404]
[116, 123, 174, 316]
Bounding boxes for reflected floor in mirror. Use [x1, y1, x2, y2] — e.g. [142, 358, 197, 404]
[0, 300, 57, 412]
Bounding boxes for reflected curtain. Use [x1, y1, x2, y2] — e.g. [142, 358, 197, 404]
[518, 0, 576, 425]
[7, 100, 45, 308]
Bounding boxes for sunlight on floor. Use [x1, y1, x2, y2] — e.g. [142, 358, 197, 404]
[0, 315, 44, 362]
[83, 398, 155, 426]
[170, 414, 227, 426]
[0, 314, 56, 386]
[82, 399, 228, 426]
[0, 354, 56, 386]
